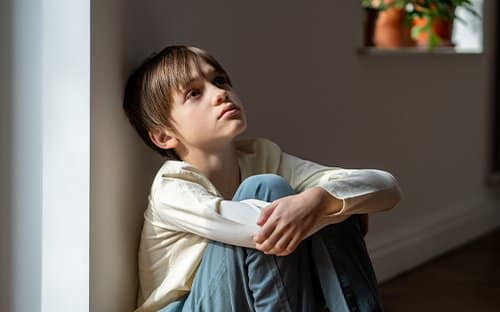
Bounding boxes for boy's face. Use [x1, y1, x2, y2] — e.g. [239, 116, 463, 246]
[161, 58, 247, 155]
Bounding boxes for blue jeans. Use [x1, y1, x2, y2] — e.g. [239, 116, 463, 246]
[161, 174, 383, 312]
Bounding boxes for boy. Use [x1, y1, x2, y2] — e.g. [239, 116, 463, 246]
[123, 45, 402, 312]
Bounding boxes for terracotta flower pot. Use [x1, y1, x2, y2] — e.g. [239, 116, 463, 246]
[373, 7, 415, 48]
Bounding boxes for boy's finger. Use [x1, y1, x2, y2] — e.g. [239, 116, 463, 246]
[253, 222, 276, 244]
[274, 231, 293, 253]
[285, 233, 302, 254]
[257, 201, 277, 226]
[258, 227, 285, 253]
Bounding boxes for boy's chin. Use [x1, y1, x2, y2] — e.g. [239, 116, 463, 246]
[232, 124, 247, 137]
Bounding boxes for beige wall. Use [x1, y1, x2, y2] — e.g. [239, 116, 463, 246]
[91, 1, 500, 311]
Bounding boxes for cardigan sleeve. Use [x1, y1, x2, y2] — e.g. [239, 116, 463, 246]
[152, 176, 269, 248]
[279, 152, 403, 222]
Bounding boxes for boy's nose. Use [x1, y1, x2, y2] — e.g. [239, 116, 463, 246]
[213, 89, 229, 106]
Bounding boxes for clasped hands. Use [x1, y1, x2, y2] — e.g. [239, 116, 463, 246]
[253, 187, 341, 256]
[253, 187, 369, 256]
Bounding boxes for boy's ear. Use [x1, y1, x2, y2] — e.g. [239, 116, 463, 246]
[148, 128, 179, 150]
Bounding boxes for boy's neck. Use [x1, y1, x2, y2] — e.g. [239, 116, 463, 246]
[180, 142, 241, 199]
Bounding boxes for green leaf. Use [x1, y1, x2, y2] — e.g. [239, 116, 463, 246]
[428, 30, 442, 49]
[411, 25, 425, 40]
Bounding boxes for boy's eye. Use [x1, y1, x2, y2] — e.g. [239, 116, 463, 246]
[186, 89, 201, 99]
[213, 76, 228, 86]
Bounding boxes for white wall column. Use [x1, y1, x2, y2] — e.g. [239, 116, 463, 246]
[10, 0, 43, 310]
[40, 0, 90, 310]
[2, 0, 91, 311]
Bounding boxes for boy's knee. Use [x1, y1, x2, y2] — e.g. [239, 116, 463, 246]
[234, 174, 295, 201]
[240, 174, 290, 190]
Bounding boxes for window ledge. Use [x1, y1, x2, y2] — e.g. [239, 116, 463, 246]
[357, 47, 483, 55]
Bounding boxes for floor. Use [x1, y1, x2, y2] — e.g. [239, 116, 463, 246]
[379, 228, 500, 311]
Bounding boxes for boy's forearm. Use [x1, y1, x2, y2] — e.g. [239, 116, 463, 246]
[304, 187, 369, 236]
[303, 186, 343, 216]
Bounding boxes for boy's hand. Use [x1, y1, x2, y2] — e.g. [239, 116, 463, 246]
[253, 187, 341, 256]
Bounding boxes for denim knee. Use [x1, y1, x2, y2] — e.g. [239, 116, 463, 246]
[240, 174, 290, 191]
[233, 173, 295, 202]
[234, 174, 296, 202]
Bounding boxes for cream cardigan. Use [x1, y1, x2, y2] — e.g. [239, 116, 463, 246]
[135, 138, 402, 312]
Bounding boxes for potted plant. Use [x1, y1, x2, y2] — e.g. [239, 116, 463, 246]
[363, 0, 415, 48]
[362, 0, 481, 49]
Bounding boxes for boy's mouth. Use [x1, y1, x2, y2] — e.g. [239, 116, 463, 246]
[218, 104, 239, 119]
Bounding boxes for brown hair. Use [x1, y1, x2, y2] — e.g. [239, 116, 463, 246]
[123, 45, 232, 159]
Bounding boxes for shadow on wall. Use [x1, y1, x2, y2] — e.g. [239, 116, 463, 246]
[0, 0, 12, 309]
[91, 0, 165, 310]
